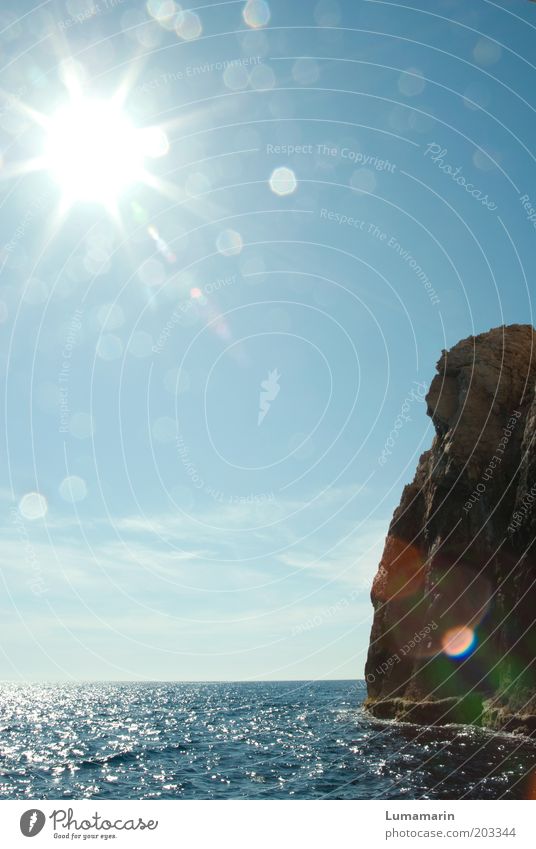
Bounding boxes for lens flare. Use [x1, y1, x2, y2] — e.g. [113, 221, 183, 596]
[269, 166, 297, 196]
[524, 769, 536, 799]
[175, 9, 202, 40]
[441, 626, 477, 659]
[19, 492, 48, 520]
[216, 229, 243, 256]
[243, 0, 271, 28]
[147, 0, 177, 29]
[59, 475, 87, 503]
[148, 225, 176, 263]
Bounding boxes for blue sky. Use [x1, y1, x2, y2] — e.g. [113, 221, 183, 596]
[0, 0, 534, 680]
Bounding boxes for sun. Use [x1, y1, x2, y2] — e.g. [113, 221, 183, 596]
[43, 97, 166, 209]
[2, 61, 180, 223]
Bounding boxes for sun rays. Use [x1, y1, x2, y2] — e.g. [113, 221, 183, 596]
[0, 61, 174, 226]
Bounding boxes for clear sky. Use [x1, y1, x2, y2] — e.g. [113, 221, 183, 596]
[0, 0, 534, 680]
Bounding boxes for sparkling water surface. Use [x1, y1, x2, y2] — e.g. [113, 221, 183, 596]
[1, 680, 534, 800]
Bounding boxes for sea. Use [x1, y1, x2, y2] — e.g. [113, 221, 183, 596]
[1, 680, 534, 800]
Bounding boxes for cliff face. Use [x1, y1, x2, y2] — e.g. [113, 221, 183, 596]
[365, 325, 536, 734]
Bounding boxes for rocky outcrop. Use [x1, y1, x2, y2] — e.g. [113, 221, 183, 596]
[365, 325, 536, 734]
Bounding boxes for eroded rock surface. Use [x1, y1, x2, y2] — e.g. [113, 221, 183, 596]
[365, 325, 536, 734]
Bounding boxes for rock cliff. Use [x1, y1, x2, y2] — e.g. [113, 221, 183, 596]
[365, 324, 536, 734]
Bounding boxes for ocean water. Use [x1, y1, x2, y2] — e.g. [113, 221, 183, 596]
[0, 680, 534, 800]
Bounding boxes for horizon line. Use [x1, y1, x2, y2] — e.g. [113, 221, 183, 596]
[0, 677, 366, 684]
